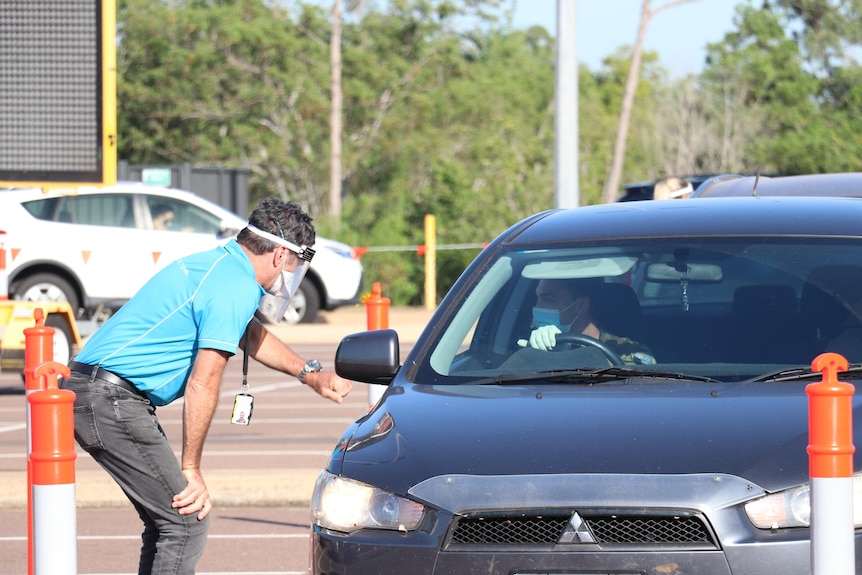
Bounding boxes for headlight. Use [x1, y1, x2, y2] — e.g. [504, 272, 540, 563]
[745, 472, 862, 529]
[311, 470, 426, 533]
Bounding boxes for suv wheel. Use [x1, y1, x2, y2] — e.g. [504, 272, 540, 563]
[12, 273, 80, 315]
[282, 281, 321, 324]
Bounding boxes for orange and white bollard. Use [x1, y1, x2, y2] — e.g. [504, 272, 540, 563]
[808, 352, 856, 575]
[366, 282, 390, 406]
[24, 309, 56, 575]
[28, 361, 76, 575]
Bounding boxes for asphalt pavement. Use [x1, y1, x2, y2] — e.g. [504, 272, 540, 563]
[0, 305, 435, 511]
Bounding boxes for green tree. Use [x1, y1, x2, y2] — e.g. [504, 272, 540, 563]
[774, 0, 862, 75]
[703, 1, 862, 174]
[118, 0, 333, 209]
[601, 0, 701, 203]
[336, 19, 558, 303]
[113, 0, 711, 304]
[584, 48, 668, 197]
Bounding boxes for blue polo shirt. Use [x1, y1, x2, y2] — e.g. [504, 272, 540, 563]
[74, 239, 264, 406]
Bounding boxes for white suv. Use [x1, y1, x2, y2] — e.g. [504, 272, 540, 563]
[0, 183, 363, 323]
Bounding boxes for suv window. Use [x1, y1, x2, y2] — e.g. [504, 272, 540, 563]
[145, 196, 222, 234]
[22, 193, 223, 234]
[24, 194, 135, 228]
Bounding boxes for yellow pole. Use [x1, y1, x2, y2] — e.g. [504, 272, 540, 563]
[102, 0, 118, 185]
[424, 214, 436, 310]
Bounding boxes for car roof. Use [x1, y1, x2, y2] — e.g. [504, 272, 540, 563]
[1, 181, 206, 201]
[694, 172, 862, 198]
[617, 174, 720, 202]
[0, 181, 247, 223]
[503, 195, 862, 245]
[0, 183, 356, 251]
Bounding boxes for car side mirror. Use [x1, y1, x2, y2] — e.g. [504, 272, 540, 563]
[335, 329, 400, 385]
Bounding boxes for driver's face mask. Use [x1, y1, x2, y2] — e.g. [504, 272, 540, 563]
[532, 300, 579, 331]
[247, 223, 315, 323]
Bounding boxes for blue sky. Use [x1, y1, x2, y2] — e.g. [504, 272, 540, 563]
[303, 0, 742, 76]
[511, 0, 743, 76]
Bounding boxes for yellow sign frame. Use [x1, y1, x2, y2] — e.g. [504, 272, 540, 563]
[0, 0, 116, 189]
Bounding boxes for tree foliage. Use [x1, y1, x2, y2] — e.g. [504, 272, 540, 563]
[116, 0, 862, 304]
[703, 1, 862, 174]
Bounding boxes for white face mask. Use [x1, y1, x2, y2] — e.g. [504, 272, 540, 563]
[247, 224, 315, 323]
[257, 260, 291, 323]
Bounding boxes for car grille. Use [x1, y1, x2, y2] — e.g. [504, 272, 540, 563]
[447, 511, 718, 550]
[451, 515, 570, 545]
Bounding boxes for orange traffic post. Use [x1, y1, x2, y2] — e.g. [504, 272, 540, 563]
[23, 309, 55, 575]
[24, 309, 54, 392]
[366, 282, 390, 406]
[808, 352, 855, 575]
[365, 281, 390, 331]
[28, 361, 76, 575]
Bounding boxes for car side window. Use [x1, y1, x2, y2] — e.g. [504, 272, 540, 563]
[145, 196, 221, 234]
[69, 194, 135, 227]
[21, 197, 60, 221]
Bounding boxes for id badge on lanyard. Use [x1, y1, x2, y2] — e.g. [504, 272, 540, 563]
[231, 328, 254, 426]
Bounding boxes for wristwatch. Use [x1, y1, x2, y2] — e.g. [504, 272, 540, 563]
[298, 359, 323, 384]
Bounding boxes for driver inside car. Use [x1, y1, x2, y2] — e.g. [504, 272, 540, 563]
[525, 278, 656, 365]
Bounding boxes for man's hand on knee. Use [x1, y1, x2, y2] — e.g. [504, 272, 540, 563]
[173, 468, 212, 520]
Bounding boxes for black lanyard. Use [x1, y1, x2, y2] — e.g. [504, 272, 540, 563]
[242, 326, 250, 391]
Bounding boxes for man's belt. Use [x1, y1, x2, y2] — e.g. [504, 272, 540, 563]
[69, 361, 146, 398]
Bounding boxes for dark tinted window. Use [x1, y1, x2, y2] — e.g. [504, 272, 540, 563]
[422, 237, 862, 383]
[23, 194, 134, 227]
[145, 196, 221, 234]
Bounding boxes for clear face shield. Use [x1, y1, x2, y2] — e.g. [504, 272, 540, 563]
[247, 224, 316, 323]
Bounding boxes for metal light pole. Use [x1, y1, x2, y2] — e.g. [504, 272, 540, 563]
[330, 0, 343, 226]
[554, 0, 579, 209]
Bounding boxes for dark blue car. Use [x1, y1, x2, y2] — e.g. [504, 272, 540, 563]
[311, 182, 862, 574]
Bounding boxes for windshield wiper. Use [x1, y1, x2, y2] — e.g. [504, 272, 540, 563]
[474, 366, 719, 386]
[752, 363, 862, 383]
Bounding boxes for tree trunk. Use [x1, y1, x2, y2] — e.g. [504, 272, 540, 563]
[602, 0, 701, 204]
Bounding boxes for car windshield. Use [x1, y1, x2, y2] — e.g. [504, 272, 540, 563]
[417, 237, 862, 384]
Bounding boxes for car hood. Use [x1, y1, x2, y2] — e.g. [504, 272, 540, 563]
[332, 379, 862, 496]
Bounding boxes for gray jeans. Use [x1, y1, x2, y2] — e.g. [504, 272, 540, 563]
[62, 371, 209, 575]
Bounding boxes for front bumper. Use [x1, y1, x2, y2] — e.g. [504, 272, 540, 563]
[311, 473, 862, 575]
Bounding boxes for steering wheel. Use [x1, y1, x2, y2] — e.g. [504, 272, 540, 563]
[553, 333, 625, 366]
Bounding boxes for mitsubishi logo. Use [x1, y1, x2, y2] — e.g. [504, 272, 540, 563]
[559, 512, 596, 544]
